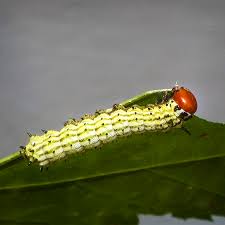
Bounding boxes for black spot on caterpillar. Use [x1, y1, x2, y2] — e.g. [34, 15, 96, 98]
[20, 86, 197, 167]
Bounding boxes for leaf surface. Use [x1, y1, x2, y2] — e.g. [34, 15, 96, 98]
[0, 89, 225, 224]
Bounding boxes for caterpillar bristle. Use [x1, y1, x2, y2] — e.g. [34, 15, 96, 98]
[95, 109, 105, 115]
[112, 104, 126, 111]
[26, 132, 33, 137]
[40, 167, 43, 172]
[81, 114, 88, 120]
[112, 104, 119, 110]
[28, 161, 32, 166]
[64, 118, 78, 126]
[19, 145, 26, 150]
[81, 114, 94, 120]
[41, 129, 47, 134]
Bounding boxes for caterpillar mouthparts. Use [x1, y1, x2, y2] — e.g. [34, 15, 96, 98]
[20, 85, 197, 169]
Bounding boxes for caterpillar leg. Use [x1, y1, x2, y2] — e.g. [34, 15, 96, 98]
[181, 126, 191, 135]
[39, 166, 49, 172]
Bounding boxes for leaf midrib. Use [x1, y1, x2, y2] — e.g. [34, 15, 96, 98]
[1, 154, 225, 192]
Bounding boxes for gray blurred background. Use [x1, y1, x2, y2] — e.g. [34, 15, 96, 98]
[0, 0, 225, 157]
[1, 0, 225, 158]
[1, 0, 225, 152]
[0, 0, 224, 224]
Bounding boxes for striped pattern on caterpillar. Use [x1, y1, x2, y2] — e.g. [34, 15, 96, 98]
[20, 85, 197, 168]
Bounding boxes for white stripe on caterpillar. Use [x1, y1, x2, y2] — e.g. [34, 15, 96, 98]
[20, 86, 197, 168]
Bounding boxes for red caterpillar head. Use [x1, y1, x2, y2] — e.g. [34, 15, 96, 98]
[172, 85, 197, 114]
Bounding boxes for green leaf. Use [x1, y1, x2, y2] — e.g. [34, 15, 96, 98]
[0, 88, 225, 224]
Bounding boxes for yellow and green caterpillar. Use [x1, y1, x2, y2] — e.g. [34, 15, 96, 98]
[20, 86, 197, 169]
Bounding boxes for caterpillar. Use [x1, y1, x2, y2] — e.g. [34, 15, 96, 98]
[20, 85, 197, 169]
